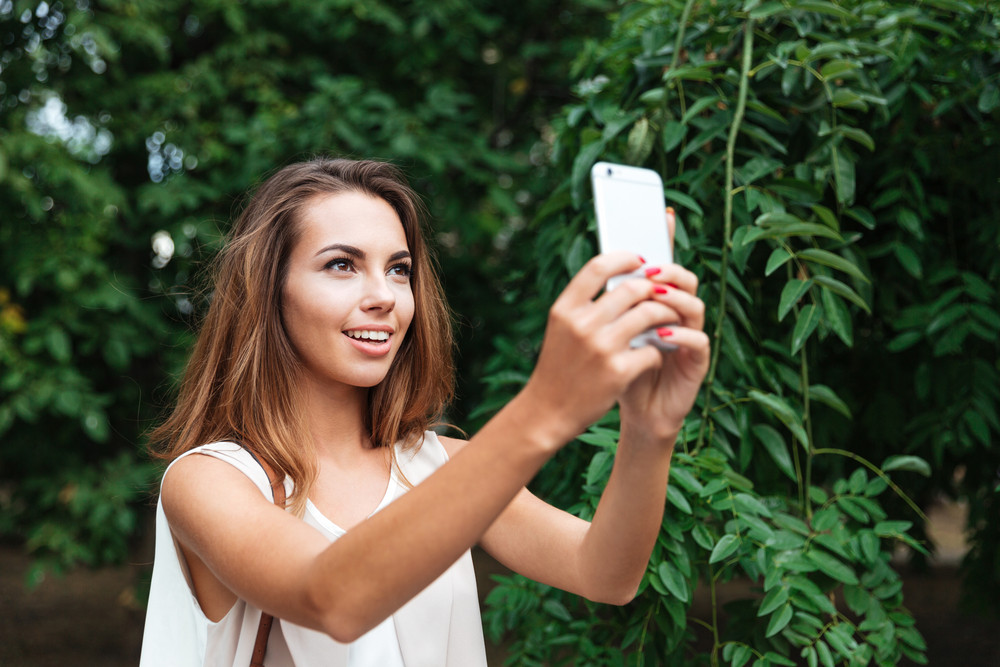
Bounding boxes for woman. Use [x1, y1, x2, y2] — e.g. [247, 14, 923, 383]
[140, 157, 709, 666]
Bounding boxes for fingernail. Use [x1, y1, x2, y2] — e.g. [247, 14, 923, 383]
[666, 206, 676, 216]
[638, 255, 647, 264]
[667, 283, 679, 289]
[654, 286, 668, 294]
[644, 267, 662, 278]
[657, 327, 674, 337]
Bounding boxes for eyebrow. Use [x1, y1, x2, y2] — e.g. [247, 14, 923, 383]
[314, 244, 411, 263]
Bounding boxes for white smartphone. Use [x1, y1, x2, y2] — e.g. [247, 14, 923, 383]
[591, 161, 674, 350]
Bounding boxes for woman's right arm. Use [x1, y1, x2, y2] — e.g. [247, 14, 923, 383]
[161, 250, 674, 642]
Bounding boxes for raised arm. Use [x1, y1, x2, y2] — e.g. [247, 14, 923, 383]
[160, 250, 678, 642]
[476, 209, 710, 604]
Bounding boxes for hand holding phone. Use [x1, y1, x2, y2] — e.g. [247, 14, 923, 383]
[591, 162, 675, 350]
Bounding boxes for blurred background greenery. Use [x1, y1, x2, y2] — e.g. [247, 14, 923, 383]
[1, 0, 998, 665]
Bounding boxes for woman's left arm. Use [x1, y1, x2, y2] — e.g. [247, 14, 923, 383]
[463, 209, 710, 604]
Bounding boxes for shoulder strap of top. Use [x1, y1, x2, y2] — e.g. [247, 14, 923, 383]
[239, 444, 285, 667]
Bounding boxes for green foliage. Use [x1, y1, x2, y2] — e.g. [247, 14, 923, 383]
[0, 0, 611, 578]
[480, 0, 999, 664]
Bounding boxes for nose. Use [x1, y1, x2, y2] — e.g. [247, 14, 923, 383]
[359, 273, 396, 313]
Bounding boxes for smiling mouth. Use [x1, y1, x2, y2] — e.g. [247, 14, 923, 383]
[344, 330, 391, 342]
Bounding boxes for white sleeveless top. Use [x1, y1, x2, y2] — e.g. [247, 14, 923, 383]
[139, 432, 487, 667]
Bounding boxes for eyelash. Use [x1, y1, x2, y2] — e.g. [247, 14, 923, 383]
[323, 257, 412, 278]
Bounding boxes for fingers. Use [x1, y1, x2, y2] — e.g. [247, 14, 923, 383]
[556, 251, 644, 308]
[666, 207, 676, 251]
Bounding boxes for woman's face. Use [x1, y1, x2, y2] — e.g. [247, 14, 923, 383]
[282, 191, 415, 393]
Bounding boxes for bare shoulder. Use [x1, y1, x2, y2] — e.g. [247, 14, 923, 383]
[436, 434, 469, 458]
[160, 453, 270, 535]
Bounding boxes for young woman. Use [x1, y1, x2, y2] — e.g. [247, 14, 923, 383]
[139, 158, 709, 666]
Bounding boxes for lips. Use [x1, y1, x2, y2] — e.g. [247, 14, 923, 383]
[342, 326, 394, 356]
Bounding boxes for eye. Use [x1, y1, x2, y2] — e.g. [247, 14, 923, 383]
[388, 262, 412, 279]
[324, 257, 355, 273]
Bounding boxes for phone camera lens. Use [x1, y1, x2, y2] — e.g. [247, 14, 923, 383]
[606, 167, 613, 176]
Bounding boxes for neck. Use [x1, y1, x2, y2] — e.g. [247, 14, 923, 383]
[298, 375, 372, 458]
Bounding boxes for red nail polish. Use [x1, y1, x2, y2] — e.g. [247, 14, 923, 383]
[657, 327, 674, 337]
[654, 286, 668, 294]
[645, 267, 662, 278]
[638, 255, 647, 264]
[667, 283, 679, 289]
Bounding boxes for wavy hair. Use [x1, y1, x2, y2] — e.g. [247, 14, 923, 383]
[148, 158, 454, 514]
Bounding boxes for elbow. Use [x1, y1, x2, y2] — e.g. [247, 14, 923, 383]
[322, 615, 366, 645]
[302, 584, 368, 643]
[585, 580, 640, 607]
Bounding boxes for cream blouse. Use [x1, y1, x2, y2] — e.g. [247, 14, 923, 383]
[139, 432, 488, 667]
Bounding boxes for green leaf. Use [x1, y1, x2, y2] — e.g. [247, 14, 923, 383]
[731, 645, 753, 667]
[820, 288, 853, 347]
[831, 88, 868, 111]
[46, 327, 73, 363]
[898, 208, 925, 240]
[658, 561, 690, 602]
[813, 275, 870, 313]
[808, 384, 852, 418]
[766, 603, 794, 637]
[663, 65, 719, 82]
[759, 585, 790, 616]
[796, 0, 856, 19]
[82, 409, 111, 443]
[744, 222, 844, 244]
[886, 330, 921, 352]
[820, 59, 859, 80]
[832, 149, 856, 204]
[893, 244, 923, 279]
[734, 492, 773, 517]
[881, 455, 931, 477]
[565, 233, 592, 275]
[845, 207, 876, 229]
[664, 189, 704, 216]
[816, 640, 835, 667]
[805, 549, 859, 585]
[692, 524, 715, 551]
[710, 533, 741, 564]
[626, 117, 655, 164]
[667, 484, 693, 514]
[572, 140, 606, 208]
[543, 599, 573, 622]
[839, 126, 875, 151]
[766, 248, 793, 276]
[978, 83, 999, 113]
[736, 156, 783, 186]
[778, 279, 812, 321]
[663, 121, 686, 153]
[753, 424, 797, 481]
[796, 248, 869, 283]
[791, 304, 822, 354]
[810, 204, 839, 230]
[749, 391, 803, 432]
[749, 1, 786, 19]
[681, 96, 722, 125]
[874, 520, 913, 537]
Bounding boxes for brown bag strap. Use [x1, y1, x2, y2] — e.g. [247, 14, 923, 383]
[243, 447, 286, 667]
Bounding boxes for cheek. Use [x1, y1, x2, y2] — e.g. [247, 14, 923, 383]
[398, 285, 416, 334]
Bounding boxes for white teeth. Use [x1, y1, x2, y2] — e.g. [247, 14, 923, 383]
[346, 330, 390, 341]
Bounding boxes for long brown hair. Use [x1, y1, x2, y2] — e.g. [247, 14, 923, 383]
[148, 158, 454, 514]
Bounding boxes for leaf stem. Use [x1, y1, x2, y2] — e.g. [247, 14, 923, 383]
[697, 18, 756, 450]
[801, 348, 815, 519]
[812, 448, 928, 521]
